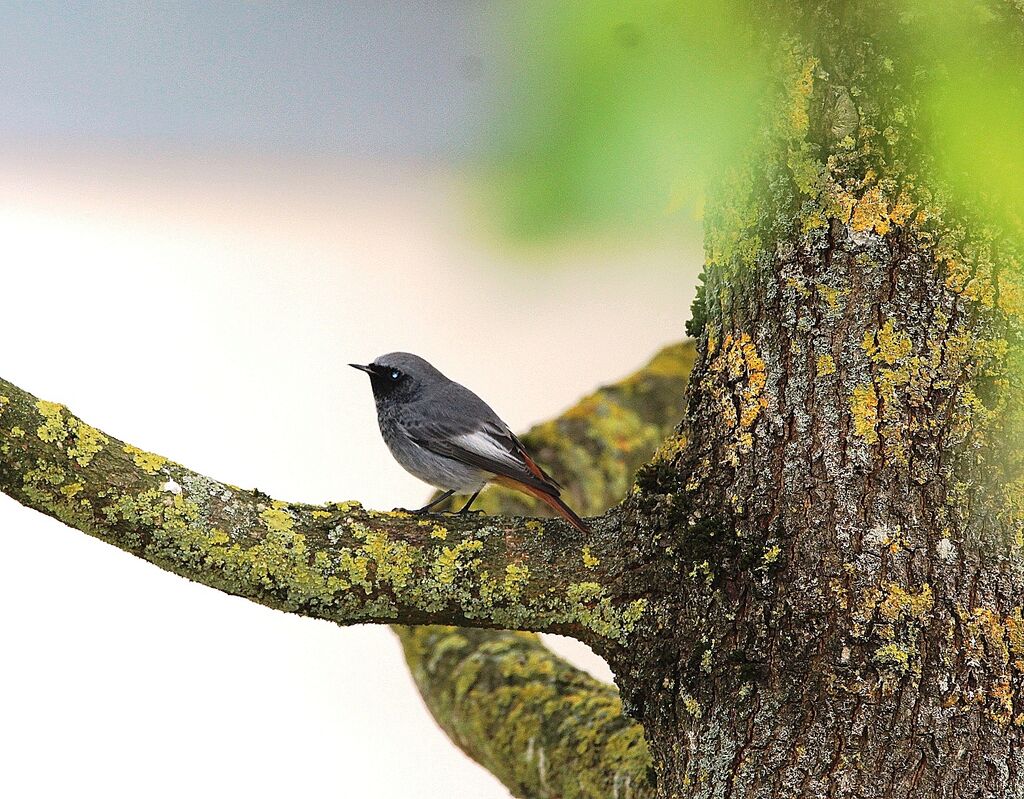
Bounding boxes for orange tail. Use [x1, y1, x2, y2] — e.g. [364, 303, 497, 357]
[493, 476, 590, 533]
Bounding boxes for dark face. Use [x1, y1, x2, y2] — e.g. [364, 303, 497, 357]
[349, 362, 419, 405]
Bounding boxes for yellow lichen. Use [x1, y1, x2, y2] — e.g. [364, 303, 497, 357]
[433, 539, 484, 586]
[889, 192, 916, 226]
[123, 444, 168, 475]
[787, 56, 818, 137]
[259, 507, 295, 534]
[850, 186, 891, 235]
[361, 531, 416, 589]
[761, 544, 782, 565]
[701, 332, 769, 465]
[581, 546, 600, 569]
[35, 400, 68, 443]
[60, 482, 84, 499]
[878, 583, 933, 622]
[67, 422, 108, 467]
[863, 320, 912, 364]
[815, 284, 848, 311]
[873, 643, 911, 674]
[503, 563, 530, 601]
[430, 524, 449, 540]
[850, 383, 879, 445]
[989, 678, 1014, 725]
[816, 354, 836, 377]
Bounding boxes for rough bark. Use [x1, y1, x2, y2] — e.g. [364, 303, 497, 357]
[397, 342, 695, 799]
[0, 343, 692, 799]
[608, 3, 1024, 796]
[0, 377, 645, 644]
[4, 5, 1023, 797]
[399, 626, 650, 799]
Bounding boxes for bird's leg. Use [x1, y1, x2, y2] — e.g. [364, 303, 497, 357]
[412, 490, 455, 514]
[456, 489, 482, 514]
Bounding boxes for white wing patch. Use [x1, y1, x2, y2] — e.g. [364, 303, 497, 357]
[453, 430, 521, 473]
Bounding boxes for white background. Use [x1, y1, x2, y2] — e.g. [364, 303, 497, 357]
[0, 148, 701, 797]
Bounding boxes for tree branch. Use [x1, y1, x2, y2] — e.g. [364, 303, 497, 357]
[0, 341, 694, 797]
[399, 626, 652, 799]
[396, 342, 695, 798]
[0, 378, 642, 644]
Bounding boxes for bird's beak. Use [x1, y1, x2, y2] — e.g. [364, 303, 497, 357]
[349, 363, 376, 375]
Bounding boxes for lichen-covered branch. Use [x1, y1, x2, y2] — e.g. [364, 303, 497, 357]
[396, 342, 695, 799]
[399, 626, 652, 799]
[0, 377, 645, 644]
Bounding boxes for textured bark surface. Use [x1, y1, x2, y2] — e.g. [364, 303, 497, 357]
[397, 342, 695, 799]
[400, 626, 651, 799]
[3, 5, 1023, 798]
[609, 3, 1024, 796]
[0, 376, 646, 644]
[0, 343, 692, 799]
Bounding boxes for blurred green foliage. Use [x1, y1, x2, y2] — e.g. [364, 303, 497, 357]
[486, 0, 769, 239]
[896, 0, 1024, 234]
[487, 0, 1024, 241]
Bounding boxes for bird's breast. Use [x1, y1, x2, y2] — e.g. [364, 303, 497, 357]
[375, 409, 485, 493]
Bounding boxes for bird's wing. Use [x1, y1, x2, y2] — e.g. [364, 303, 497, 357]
[400, 384, 561, 496]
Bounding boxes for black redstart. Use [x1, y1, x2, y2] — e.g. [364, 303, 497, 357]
[350, 352, 589, 532]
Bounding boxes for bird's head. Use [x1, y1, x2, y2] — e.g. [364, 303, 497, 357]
[349, 352, 444, 405]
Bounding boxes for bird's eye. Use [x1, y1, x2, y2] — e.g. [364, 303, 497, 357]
[390, 369, 401, 380]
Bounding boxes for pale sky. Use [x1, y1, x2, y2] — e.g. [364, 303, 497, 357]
[0, 4, 703, 796]
[0, 150, 701, 798]
[1, 1, 498, 158]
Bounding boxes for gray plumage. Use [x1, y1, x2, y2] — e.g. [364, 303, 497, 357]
[350, 352, 588, 531]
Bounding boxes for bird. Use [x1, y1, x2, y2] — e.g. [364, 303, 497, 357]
[350, 352, 589, 533]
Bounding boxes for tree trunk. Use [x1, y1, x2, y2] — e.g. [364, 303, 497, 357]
[606, 4, 1024, 796]
[3, 5, 1023, 798]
